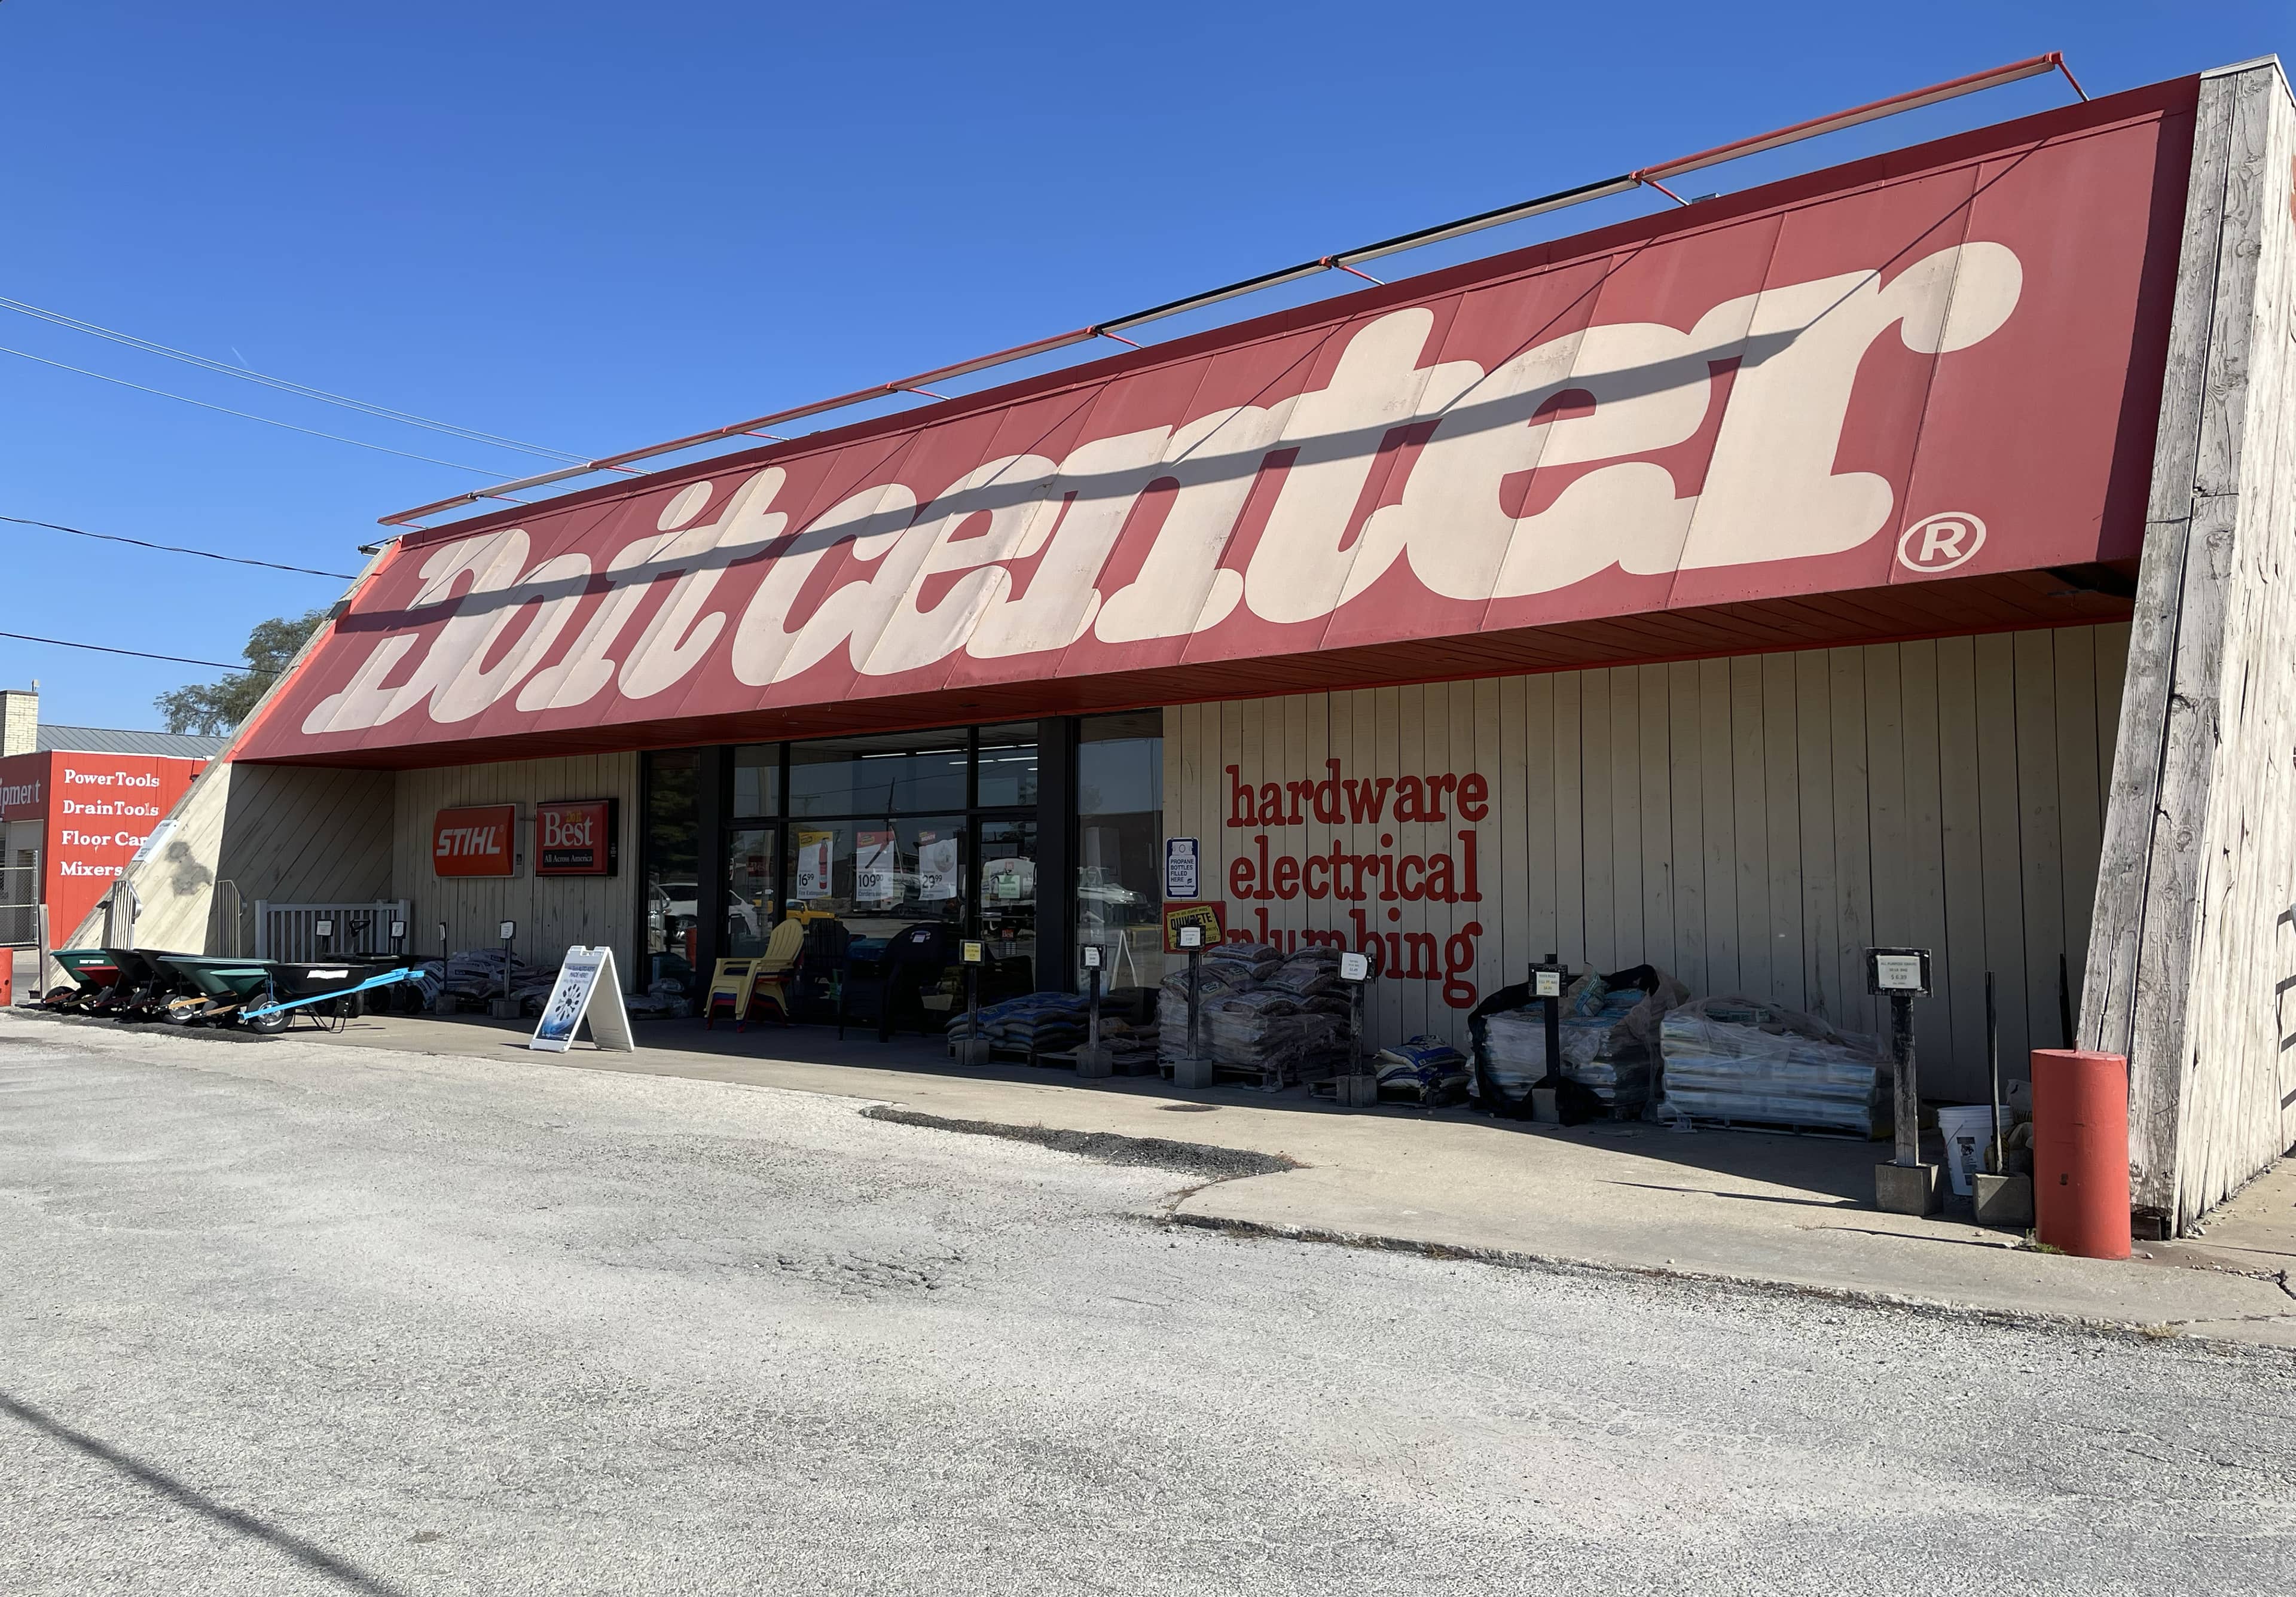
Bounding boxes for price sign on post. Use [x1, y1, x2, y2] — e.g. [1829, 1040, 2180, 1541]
[1164, 837, 1199, 900]
[1533, 968, 1563, 998]
[1081, 945, 1103, 970]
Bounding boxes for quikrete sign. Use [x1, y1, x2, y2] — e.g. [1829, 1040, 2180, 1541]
[432, 804, 518, 877]
[535, 798, 615, 877]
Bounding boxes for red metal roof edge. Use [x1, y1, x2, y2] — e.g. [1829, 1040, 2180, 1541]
[389, 72, 2197, 557]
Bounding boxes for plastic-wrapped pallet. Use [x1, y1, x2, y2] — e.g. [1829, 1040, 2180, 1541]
[1477, 968, 1684, 1113]
[1156, 964, 1251, 1062]
[947, 991, 1090, 1052]
[1376, 1036, 1470, 1104]
[1657, 997, 1889, 1135]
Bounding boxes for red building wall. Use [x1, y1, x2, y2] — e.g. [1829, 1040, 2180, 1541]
[0, 751, 207, 940]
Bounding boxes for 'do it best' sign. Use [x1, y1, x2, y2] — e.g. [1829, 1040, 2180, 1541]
[433, 804, 518, 877]
[535, 798, 616, 877]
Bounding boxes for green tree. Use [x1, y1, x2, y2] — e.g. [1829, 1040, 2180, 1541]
[154, 608, 328, 736]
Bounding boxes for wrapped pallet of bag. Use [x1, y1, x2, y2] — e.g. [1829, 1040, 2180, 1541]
[1656, 997, 1890, 1136]
[1477, 967, 1688, 1115]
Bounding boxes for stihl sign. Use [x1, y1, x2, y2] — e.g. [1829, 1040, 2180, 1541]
[433, 804, 517, 877]
[245, 86, 2189, 763]
[535, 798, 615, 876]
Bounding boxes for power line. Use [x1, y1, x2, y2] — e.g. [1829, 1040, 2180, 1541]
[0, 630, 276, 676]
[0, 341, 503, 474]
[0, 295, 590, 463]
[1, 514, 356, 579]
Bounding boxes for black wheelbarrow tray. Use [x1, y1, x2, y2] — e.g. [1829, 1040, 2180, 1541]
[234, 959, 418, 1034]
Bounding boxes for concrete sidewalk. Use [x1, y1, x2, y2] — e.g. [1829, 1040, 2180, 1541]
[18, 1004, 2296, 1346]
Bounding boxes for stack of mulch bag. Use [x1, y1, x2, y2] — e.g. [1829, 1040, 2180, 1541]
[415, 949, 563, 1014]
[1157, 942, 1354, 1085]
[1470, 965, 1688, 1118]
[947, 990, 1092, 1056]
[1375, 1036, 1471, 1105]
[1656, 998, 1889, 1135]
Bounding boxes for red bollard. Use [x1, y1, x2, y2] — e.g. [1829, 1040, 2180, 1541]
[2030, 1049, 2130, 1259]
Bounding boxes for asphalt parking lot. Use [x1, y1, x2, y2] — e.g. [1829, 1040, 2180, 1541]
[4, 1014, 2293, 1596]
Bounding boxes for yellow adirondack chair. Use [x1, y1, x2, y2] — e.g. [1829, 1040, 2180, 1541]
[740, 917, 807, 1030]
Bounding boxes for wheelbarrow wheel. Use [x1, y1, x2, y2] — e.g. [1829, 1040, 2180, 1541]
[241, 1002, 290, 1035]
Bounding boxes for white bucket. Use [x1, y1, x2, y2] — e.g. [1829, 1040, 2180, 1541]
[1936, 1104, 1996, 1198]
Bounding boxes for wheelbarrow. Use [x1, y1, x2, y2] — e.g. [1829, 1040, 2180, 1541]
[39, 949, 122, 1013]
[234, 960, 420, 1034]
[146, 954, 277, 1026]
[100, 947, 197, 1022]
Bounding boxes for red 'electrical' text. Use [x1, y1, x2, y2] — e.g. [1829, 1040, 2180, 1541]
[1226, 761, 1488, 1008]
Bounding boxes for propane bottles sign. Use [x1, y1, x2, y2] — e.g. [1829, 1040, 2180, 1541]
[535, 798, 616, 876]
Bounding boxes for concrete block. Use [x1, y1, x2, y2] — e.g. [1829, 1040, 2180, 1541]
[1332, 1073, 1381, 1108]
[487, 997, 523, 1021]
[1972, 1172, 2034, 1227]
[1171, 1055, 1219, 1089]
[1874, 1160, 1942, 1216]
[1073, 1044, 1115, 1079]
[949, 1037, 995, 1067]
[1530, 1087, 1562, 1125]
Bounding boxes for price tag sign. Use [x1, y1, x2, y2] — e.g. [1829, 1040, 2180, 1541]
[389, 919, 407, 941]
[1081, 945, 1103, 970]
[1533, 967, 1564, 998]
[313, 918, 335, 939]
[961, 940, 985, 965]
[1867, 947, 1931, 995]
[1178, 924, 1204, 949]
[499, 920, 517, 942]
[1339, 951, 1369, 982]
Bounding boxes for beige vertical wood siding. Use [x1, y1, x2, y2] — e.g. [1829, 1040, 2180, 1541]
[392, 754, 640, 977]
[1167, 624, 2126, 1101]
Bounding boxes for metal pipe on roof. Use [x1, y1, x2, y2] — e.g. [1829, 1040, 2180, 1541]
[381, 53, 2087, 532]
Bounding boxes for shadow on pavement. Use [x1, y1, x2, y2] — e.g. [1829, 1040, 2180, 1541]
[0, 1392, 413, 1597]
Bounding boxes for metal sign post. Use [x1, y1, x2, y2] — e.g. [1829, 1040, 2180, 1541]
[490, 919, 521, 1019]
[1528, 958, 1569, 1123]
[1336, 949, 1378, 1107]
[432, 920, 453, 1014]
[952, 939, 992, 1065]
[389, 918, 407, 960]
[1074, 943, 1113, 1079]
[1173, 922, 1216, 1089]
[1868, 946, 1939, 1214]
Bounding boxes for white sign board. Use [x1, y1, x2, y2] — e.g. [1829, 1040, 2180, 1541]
[1177, 923, 1203, 949]
[1533, 969, 1564, 998]
[1164, 837, 1199, 899]
[1339, 951, 1369, 982]
[920, 834, 960, 901]
[1081, 944, 1103, 970]
[856, 829, 897, 905]
[529, 945, 636, 1054]
[1873, 953, 1925, 993]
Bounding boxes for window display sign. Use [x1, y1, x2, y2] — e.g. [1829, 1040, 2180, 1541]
[795, 830, 834, 899]
[856, 829, 897, 904]
[919, 832, 960, 901]
[536, 799, 616, 876]
[433, 804, 518, 877]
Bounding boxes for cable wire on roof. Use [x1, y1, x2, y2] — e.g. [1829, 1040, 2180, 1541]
[0, 342, 503, 474]
[0, 295, 590, 463]
[0, 630, 277, 676]
[0, 514, 357, 579]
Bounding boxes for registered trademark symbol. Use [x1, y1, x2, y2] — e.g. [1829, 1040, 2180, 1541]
[1897, 512, 1987, 573]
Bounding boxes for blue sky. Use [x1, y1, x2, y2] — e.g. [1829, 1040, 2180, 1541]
[1, 1, 2283, 728]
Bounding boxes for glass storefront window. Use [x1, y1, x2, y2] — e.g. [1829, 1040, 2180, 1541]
[642, 750, 703, 1000]
[733, 744, 780, 818]
[789, 816, 967, 938]
[726, 825, 780, 955]
[1076, 712, 1163, 995]
[975, 724, 1039, 808]
[789, 731, 970, 816]
[978, 817, 1037, 983]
